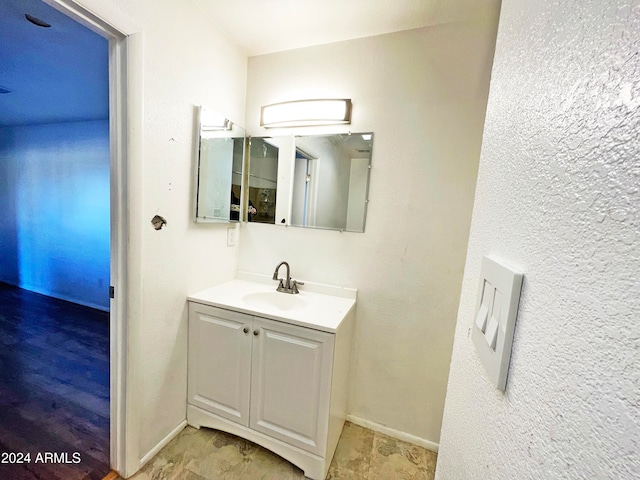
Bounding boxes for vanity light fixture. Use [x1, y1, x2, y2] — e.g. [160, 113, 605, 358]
[260, 99, 352, 128]
[200, 107, 231, 131]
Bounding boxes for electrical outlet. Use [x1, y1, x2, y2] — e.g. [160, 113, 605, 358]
[227, 227, 237, 246]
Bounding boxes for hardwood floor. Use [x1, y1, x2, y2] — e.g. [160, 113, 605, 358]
[0, 283, 110, 480]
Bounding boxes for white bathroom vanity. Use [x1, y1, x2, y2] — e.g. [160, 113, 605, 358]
[186, 275, 356, 480]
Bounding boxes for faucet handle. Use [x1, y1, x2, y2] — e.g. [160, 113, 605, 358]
[291, 279, 304, 294]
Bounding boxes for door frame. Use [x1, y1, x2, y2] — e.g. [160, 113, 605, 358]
[42, 0, 143, 476]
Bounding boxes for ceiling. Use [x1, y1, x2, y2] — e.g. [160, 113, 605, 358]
[0, 0, 497, 127]
[193, 0, 499, 56]
[0, 0, 108, 126]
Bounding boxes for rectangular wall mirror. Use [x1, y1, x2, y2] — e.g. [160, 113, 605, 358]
[247, 132, 373, 232]
[193, 106, 245, 223]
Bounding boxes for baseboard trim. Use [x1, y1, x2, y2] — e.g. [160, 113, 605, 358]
[139, 420, 188, 467]
[1, 280, 110, 312]
[346, 415, 439, 453]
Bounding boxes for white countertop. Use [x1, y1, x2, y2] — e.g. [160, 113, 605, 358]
[188, 278, 356, 333]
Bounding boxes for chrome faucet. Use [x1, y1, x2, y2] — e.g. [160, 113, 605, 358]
[272, 261, 304, 294]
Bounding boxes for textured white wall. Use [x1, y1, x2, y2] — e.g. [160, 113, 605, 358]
[82, 0, 247, 466]
[0, 121, 110, 310]
[241, 17, 499, 447]
[436, 0, 640, 478]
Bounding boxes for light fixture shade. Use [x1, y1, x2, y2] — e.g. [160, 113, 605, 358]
[260, 99, 352, 128]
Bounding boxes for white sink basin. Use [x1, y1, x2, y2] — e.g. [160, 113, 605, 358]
[189, 278, 356, 332]
[242, 291, 307, 311]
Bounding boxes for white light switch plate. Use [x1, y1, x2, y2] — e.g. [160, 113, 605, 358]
[472, 256, 523, 391]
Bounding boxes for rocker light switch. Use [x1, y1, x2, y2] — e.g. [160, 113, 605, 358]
[475, 281, 495, 332]
[484, 289, 502, 350]
[475, 304, 489, 332]
[472, 256, 523, 391]
[484, 314, 499, 350]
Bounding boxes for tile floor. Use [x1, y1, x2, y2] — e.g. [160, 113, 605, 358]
[122, 422, 437, 480]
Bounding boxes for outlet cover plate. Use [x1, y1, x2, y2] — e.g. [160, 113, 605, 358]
[227, 227, 237, 246]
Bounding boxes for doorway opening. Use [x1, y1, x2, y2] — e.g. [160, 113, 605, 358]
[0, 0, 131, 477]
[292, 148, 318, 227]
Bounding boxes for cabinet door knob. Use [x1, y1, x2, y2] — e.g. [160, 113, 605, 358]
[253, 329, 259, 336]
[243, 327, 249, 334]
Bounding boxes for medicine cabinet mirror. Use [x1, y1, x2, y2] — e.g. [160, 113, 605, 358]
[247, 137, 279, 224]
[247, 133, 373, 232]
[193, 106, 245, 223]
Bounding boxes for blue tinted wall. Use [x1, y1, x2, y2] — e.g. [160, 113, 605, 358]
[0, 120, 110, 310]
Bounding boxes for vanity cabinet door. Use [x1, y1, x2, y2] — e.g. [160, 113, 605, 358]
[188, 304, 252, 426]
[249, 317, 334, 456]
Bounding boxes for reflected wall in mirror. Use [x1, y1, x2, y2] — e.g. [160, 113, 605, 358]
[194, 106, 245, 223]
[292, 133, 373, 232]
[248, 137, 279, 224]
[247, 133, 373, 232]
